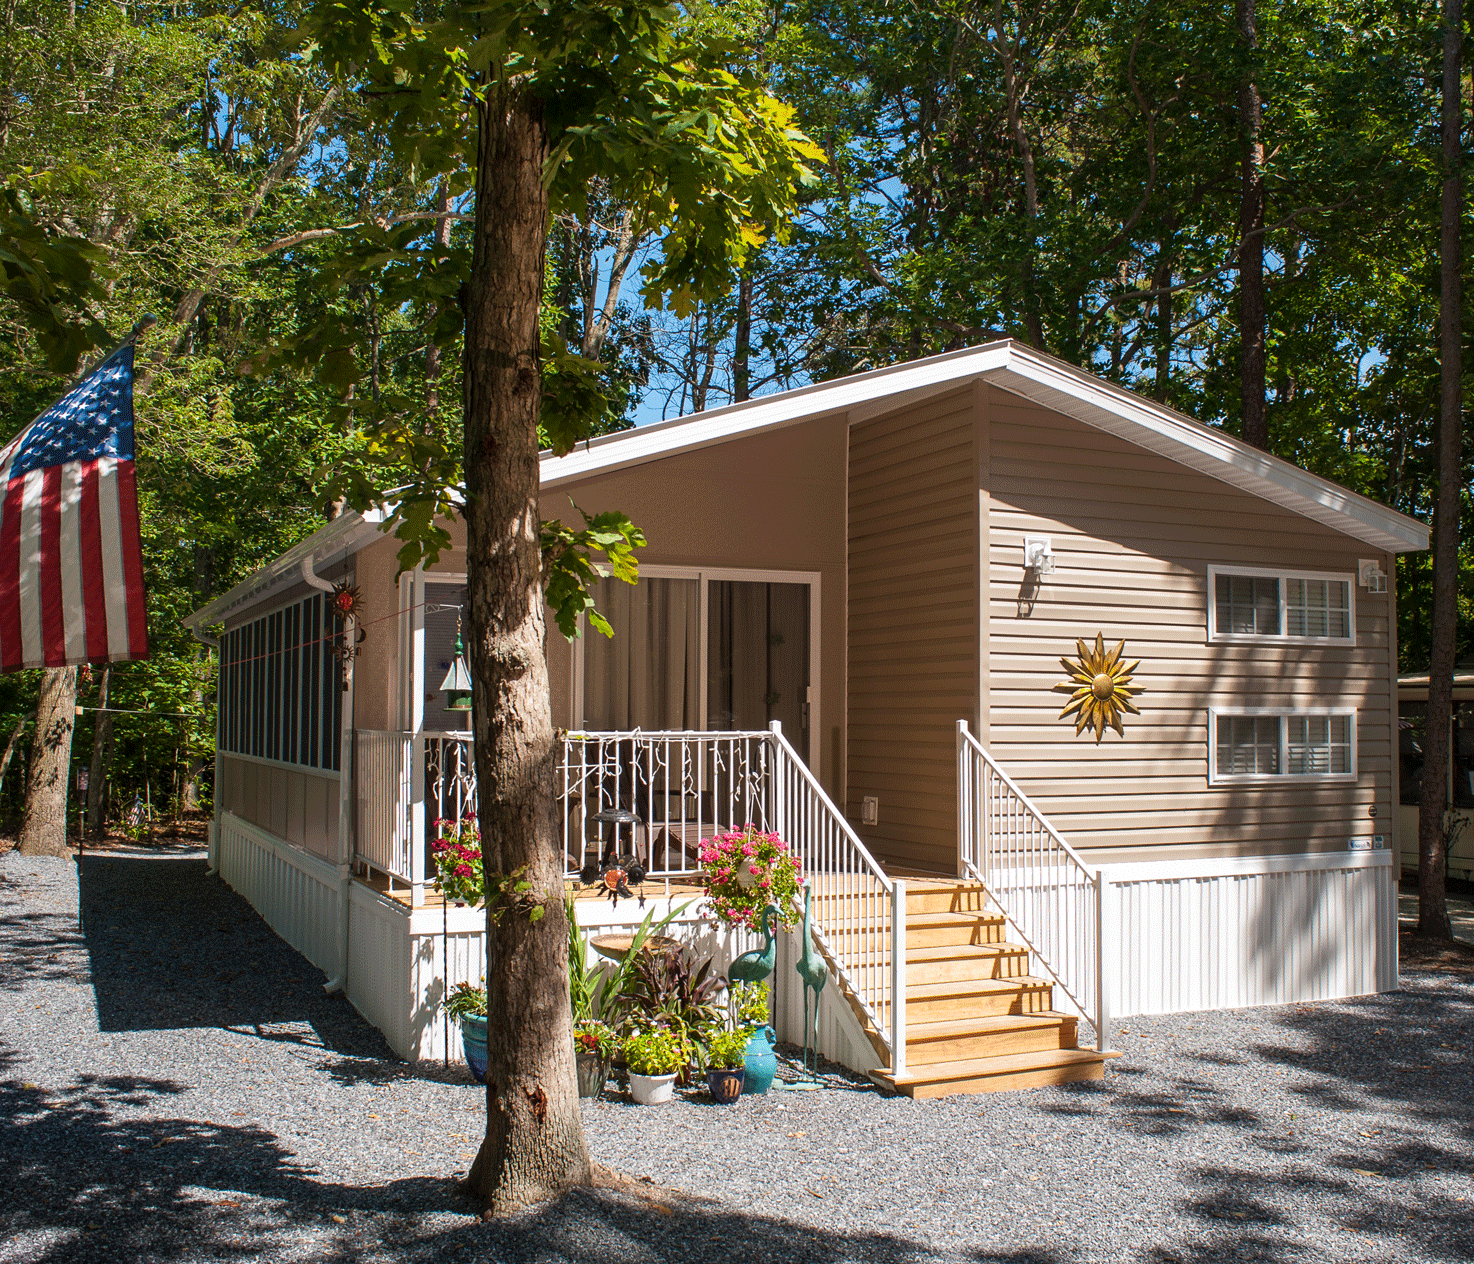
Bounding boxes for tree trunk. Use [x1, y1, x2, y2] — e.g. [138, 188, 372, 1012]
[1416, 0, 1463, 943]
[734, 267, 752, 402]
[0, 709, 30, 843]
[86, 663, 112, 835]
[461, 86, 592, 1214]
[1154, 216, 1174, 402]
[1235, 0, 1268, 450]
[18, 667, 78, 856]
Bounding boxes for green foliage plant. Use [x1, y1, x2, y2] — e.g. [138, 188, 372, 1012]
[702, 1026, 749, 1072]
[733, 980, 769, 1029]
[622, 1027, 685, 1078]
[621, 944, 727, 1054]
[572, 1019, 618, 1060]
[444, 979, 488, 1021]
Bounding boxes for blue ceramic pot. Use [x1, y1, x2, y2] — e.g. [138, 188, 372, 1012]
[741, 1024, 777, 1095]
[460, 1014, 488, 1083]
[707, 1067, 745, 1103]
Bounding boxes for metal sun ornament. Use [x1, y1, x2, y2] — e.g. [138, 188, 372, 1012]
[1055, 633, 1144, 743]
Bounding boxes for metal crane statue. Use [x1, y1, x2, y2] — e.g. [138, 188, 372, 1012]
[729, 903, 780, 986]
[793, 880, 827, 1083]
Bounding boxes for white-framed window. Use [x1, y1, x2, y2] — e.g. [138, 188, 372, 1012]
[1209, 708, 1356, 783]
[1206, 565, 1354, 644]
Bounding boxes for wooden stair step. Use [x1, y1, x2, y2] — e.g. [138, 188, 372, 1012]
[904, 910, 1008, 947]
[905, 1011, 1078, 1064]
[905, 975, 1055, 1018]
[873, 1048, 1107, 1098]
[903, 882, 993, 916]
[905, 942, 1030, 982]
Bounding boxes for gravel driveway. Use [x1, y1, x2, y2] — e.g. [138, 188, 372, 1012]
[2, 850, 1470, 1264]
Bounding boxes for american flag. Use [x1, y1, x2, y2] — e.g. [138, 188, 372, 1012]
[0, 342, 148, 671]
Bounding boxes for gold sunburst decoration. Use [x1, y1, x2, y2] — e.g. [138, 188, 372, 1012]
[1055, 633, 1144, 743]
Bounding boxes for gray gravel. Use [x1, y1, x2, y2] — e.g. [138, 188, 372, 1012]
[2, 849, 1471, 1264]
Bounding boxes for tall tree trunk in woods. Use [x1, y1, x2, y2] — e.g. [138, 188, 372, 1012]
[1235, 0, 1268, 450]
[426, 179, 454, 415]
[87, 664, 112, 834]
[0, 710, 30, 844]
[1416, 0, 1463, 943]
[18, 667, 78, 855]
[1154, 217, 1174, 402]
[734, 267, 752, 402]
[461, 87, 591, 1214]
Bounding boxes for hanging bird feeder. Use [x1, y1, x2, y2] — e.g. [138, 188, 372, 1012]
[440, 624, 473, 711]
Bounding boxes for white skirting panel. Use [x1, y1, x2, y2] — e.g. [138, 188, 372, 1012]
[1104, 850, 1397, 1018]
[217, 811, 342, 979]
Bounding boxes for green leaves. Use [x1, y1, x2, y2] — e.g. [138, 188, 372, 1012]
[0, 188, 112, 373]
[541, 503, 645, 641]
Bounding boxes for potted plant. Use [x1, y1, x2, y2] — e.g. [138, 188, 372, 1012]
[443, 980, 488, 1082]
[430, 816, 483, 905]
[703, 1027, 748, 1103]
[573, 1019, 617, 1099]
[699, 827, 803, 933]
[622, 1028, 686, 1105]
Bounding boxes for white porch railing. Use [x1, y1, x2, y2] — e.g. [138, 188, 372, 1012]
[352, 722, 906, 1070]
[355, 729, 414, 887]
[956, 720, 1109, 1052]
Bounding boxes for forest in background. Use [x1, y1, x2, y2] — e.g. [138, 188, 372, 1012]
[0, 0, 1468, 837]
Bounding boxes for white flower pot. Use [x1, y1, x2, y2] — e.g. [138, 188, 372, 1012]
[628, 1072, 677, 1105]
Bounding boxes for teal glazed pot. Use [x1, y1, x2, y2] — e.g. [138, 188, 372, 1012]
[460, 1014, 488, 1083]
[741, 1024, 777, 1095]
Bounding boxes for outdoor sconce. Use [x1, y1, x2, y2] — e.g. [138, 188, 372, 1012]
[1358, 559, 1388, 593]
[440, 626, 473, 711]
[1024, 536, 1057, 575]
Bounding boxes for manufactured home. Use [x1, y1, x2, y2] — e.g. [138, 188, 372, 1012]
[185, 340, 1428, 1097]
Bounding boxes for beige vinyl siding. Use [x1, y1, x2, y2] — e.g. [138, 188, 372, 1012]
[218, 752, 339, 860]
[537, 413, 849, 795]
[847, 386, 977, 873]
[983, 384, 1393, 862]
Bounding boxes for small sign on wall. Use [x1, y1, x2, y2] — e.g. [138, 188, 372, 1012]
[1347, 835, 1385, 851]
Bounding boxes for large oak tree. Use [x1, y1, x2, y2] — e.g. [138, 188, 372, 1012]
[305, 0, 818, 1210]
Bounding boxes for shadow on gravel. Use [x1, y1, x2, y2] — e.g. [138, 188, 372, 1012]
[75, 855, 393, 1060]
[0, 1056, 950, 1264]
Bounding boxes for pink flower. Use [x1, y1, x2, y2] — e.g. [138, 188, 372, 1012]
[454, 863, 472, 878]
[758, 879, 770, 889]
[749, 864, 761, 875]
[741, 843, 755, 857]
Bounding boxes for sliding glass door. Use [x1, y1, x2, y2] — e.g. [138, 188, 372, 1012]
[579, 569, 814, 758]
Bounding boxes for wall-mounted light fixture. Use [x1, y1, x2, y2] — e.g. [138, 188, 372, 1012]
[1024, 536, 1056, 575]
[1358, 559, 1388, 593]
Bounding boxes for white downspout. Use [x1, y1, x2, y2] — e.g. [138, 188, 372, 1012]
[300, 558, 355, 996]
[189, 626, 222, 877]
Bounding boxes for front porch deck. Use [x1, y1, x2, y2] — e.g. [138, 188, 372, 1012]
[353, 867, 708, 910]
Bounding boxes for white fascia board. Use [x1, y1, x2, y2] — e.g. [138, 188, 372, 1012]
[540, 340, 1013, 489]
[986, 349, 1428, 554]
[540, 338, 1428, 556]
[184, 507, 388, 630]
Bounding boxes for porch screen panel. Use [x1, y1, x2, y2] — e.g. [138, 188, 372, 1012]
[582, 577, 699, 730]
[218, 591, 342, 772]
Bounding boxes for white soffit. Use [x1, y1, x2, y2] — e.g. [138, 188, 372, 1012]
[540, 340, 1427, 555]
[184, 508, 387, 629]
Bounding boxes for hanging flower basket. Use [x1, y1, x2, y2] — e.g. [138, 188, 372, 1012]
[430, 815, 483, 906]
[699, 826, 802, 933]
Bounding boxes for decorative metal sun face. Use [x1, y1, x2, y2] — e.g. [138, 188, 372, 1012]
[1055, 633, 1144, 743]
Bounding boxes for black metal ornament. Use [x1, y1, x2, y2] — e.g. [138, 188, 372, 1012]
[579, 853, 647, 908]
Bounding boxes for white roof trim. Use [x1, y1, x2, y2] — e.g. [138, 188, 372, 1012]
[542, 340, 1428, 554]
[184, 508, 387, 629]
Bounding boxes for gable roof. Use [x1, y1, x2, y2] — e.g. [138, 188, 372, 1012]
[542, 339, 1427, 554]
